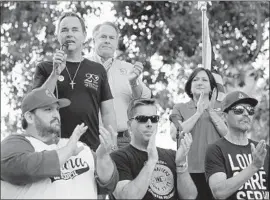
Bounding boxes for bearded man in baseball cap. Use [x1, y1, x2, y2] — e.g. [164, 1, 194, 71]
[205, 91, 269, 200]
[1, 87, 118, 199]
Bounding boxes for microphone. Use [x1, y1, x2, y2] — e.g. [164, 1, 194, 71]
[61, 42, 69, 51]
[169, 114, 184, 149]
[54, 42, 68, 71]
[169, 114, 182, 132]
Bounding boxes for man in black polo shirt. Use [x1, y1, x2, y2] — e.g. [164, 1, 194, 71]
[32, 12, 117, 151]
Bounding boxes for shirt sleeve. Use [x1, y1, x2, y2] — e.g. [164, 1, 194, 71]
[170, 104, 184, 122]
[91, 151, 119, 194]
[32, 61, 51, 89]
[138, 77, 152, 98]
[110, 151, 133, 181]
[100, 65, 113, 102]
[95, 160, 119, 194]
[204, 143, 226, 183]
[1, 135, 61, 185]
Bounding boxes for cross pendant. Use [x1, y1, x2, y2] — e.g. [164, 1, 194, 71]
[70, 81, 76, 89]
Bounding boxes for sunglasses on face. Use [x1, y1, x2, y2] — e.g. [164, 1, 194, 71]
[230, 105, 255, 116]
[130, 115, 160, 123]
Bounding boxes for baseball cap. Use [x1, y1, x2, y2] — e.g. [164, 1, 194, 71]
[22, 87, 71, 114]
[222, 91, 258, 112]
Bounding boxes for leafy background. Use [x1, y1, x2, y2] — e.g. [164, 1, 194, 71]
[1, 1, 269, 146]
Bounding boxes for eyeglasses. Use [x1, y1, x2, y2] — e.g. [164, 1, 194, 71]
[130, 115, 160, 123]
[230, 105, 255, 116]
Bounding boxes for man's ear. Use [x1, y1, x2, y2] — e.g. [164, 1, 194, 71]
[127, 120, 132, 134]
[127, 120, 131, 129]
[83, 31, 87, 42]
[24, 111, 34, 124]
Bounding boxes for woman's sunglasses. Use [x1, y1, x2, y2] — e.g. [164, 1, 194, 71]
[230, 105, 255, 116]
[130, 115, 160, 123]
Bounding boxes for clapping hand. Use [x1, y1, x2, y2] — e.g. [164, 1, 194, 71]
[147, 132, 159, 164]
[175, 133, 192, 165]
[96, 126, 118, 158]
[196, 91, 208, 115]
[68, 123, 88, 156]
[128, 61, 144, 83]
[208, 88, 217, 112]
[251, 140, 267, 170]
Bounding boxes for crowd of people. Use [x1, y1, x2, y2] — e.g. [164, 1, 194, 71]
[1, 11, 269, 200]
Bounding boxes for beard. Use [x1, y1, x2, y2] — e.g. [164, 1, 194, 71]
[34, 115, 61, 138]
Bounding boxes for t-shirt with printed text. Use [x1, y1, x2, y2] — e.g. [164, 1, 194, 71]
[32, 59, 113, 151]
[205, 137, 269, 200]
[111, 144, 179, 200]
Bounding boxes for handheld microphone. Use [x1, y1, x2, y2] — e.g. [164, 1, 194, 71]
[169, 114, 184, 149]
[55, 42, 68, 99]
[61, 42, 68, 51]
[169, 114, 182, 132]
[55, 42, 68, 70]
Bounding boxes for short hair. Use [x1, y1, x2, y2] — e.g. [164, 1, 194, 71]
[57, 12, 86, 33]
[92, 21, 120, 38]
[127, 98, 157, 120]
[184, 67, 218, 100]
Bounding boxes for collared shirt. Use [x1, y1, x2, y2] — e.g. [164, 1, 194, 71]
[88, 53, 151, 132]
[171, 100, 223, 173]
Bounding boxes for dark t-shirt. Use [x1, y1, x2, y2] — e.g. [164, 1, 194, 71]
[110, 144, 178, 200]
[32, 59, 113, 151]
[205, 137, 269, 200]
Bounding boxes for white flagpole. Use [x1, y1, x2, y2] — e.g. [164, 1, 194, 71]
[198, 1, 226, 101]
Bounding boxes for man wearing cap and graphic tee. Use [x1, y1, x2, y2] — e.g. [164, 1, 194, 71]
[205, 91, 269, 200]
[32, 12, 117, 151]
[1, 87, 119, 199]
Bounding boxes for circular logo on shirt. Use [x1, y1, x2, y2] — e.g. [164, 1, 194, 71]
[148, 163, 175, 198]
[58, 75, 64, 82]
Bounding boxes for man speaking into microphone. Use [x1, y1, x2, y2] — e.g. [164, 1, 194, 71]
[32, 12, 117, 151]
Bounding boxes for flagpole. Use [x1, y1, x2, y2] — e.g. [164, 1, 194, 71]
[200, 2, 207, 69]
[198, 1, 226, 101]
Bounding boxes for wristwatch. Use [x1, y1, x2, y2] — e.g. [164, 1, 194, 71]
[110, 145, 118, 152]
[176, 162, 188, 173]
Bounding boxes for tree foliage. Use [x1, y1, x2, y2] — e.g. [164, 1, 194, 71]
[112, 1, 269, 140]
[113, 1, 269, 90]
[1, 1, 99, 134]
[1, 1, 269, 142]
